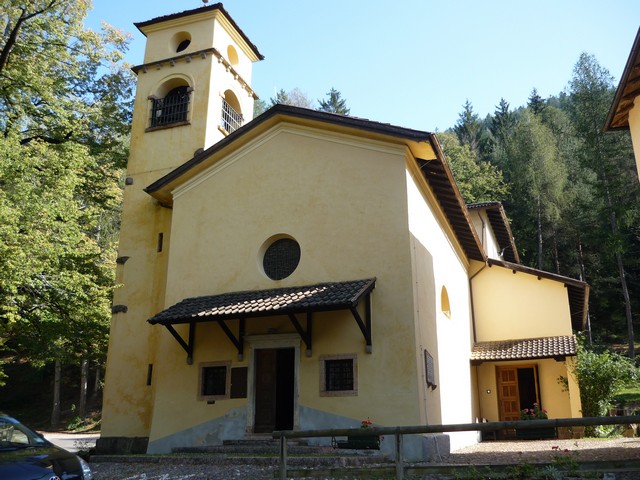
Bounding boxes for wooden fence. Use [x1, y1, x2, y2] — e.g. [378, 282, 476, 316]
[273, 415, 640, 480]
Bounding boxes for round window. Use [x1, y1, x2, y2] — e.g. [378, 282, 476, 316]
[170, 32, 192, 53]
[262, 237, 301, 280]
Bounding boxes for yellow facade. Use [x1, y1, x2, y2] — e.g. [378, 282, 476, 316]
[101, 5, 262, 441]
[100, 4, 586, 459]
[472, 265, 573, 342]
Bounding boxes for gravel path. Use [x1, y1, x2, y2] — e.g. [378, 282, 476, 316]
[441, 437, 640, 464]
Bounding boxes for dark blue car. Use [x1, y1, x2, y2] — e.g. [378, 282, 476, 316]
[0, 413, 92, 480]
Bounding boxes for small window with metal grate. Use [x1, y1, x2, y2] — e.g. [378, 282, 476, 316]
[198, 362, 230, 400]
[320, 354, 357, 396]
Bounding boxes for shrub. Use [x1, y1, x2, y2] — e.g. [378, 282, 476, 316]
[559, 338, 638, 436]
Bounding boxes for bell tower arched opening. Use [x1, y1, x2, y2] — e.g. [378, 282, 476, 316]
[221, 89, 243, 133]
[149, 78, 193, 129]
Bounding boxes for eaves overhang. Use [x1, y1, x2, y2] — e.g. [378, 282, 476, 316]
[144, 104, 436, 205]
[467, 201, 520, 263]
[486, 258, 589, 332]
[471, 335, 577, 365]
[418, 135, 486, 262]
[605, 27, 640, 131]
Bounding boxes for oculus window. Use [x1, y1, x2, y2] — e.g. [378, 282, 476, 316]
[262, 237, 301, 280]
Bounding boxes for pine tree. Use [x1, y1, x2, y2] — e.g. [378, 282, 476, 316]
[454, 100, 485, 157]
[528, 88, 546, 115]
[318, 87, 350, 115]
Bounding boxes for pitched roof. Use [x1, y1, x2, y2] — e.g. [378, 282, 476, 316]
[487, 259, 589, 332]
[134, 3, 264, 61]
[471, 335, 577, 364]
[605, 27, 640, 131]
[148, 278, 376, 325]
[467, 202, 520, 263]
[145, 104, 486, 263]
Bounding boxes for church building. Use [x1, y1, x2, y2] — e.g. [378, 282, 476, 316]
[98, 3, 587, 460]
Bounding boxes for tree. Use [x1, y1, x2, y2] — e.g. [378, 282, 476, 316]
[528, 88, 546, 115]
[566, 53, 639, 357]
[253, 98, 268, 117]
[269, 87, 314, 109]
[505, 110, 568, 270]
[489, 98, 515, 146]
[453, 100, 486, 157]
[318, 87, 350, 115]
[0, 0, 133, 423]
[438, 131, 509, 204]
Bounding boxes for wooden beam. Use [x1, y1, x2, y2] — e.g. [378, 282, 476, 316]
[165, 324, 194, 364]
[351, 297, 372, 353]
[288, 313, 312, 355]
[217, 319, 242, 356]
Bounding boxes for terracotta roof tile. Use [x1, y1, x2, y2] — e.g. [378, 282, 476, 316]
[471, 335, 577, 363]
[148, 278, 376, 325]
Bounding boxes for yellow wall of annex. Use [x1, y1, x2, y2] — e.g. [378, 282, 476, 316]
[472, 266, 573, 342]
[145, 125, 423, 443]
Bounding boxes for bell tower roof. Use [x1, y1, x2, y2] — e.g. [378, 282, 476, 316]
[135, 3, 264, 62]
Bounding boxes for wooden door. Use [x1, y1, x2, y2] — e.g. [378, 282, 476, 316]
[254, 349, 277, 433]
[254, 348, 295, 433]
[496, 366, 520, 421]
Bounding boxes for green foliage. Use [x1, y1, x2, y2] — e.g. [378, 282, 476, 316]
[560, 340, 638, 435]
[438, 131, 509, 204]
[453, 100, 486, 156]
[318, 87, 350, 115]
[0, 0, 133, 380]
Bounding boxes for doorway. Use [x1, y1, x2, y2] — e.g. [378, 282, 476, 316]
[496, 365, 540, 421]
[254, 348, 295, 433]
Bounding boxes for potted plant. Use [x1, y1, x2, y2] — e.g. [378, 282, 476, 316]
[335, 418, 382, 450]
[516, 403, 556, 440]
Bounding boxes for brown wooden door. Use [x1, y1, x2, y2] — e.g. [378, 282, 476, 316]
[254, 348, 295, 433]
[496, 366, 520, 421]
[254, 349, 277, 433]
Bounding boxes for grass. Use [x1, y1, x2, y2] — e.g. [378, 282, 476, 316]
[613, 386, 640, 406]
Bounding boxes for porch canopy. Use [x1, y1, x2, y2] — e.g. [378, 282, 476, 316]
[148, 278, 376, 363]
[470, 335, 578, 365]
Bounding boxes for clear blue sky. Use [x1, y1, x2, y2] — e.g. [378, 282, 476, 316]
[86, 0, 639, 132]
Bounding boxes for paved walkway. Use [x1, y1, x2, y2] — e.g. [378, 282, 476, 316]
[42, 431, 99, 453]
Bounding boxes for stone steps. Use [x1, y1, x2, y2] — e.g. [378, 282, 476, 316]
[92, 438, 391, 469]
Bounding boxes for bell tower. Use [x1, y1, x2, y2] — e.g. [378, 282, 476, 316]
[99, 4, 262, 453]
[129, 4, 263, 174]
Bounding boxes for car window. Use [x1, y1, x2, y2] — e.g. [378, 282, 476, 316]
[0, 418, 41, 448]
